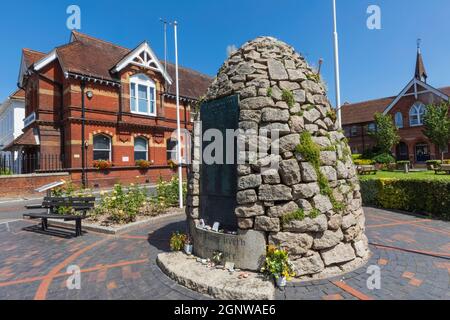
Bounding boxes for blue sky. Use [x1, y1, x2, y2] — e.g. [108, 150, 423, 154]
[1, 0, 450, 106]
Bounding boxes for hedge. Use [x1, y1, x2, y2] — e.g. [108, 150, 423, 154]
[360, 178, 450, 220]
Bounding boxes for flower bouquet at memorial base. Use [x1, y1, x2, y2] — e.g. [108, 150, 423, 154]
[261, 245, 296, 288]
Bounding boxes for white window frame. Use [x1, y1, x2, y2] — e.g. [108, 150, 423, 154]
[409, 102, 426, 127]
[395, 112, 404, 129]
[134, 137, 149, 161]
[129, 74, 156, 117]
[93, 134, 112, 161]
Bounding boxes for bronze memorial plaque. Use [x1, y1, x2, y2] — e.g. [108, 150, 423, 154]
[199, 95, 239, 231]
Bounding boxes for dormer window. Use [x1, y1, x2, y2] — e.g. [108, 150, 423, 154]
[130, 74, 156, 116]
[409, 102, 426, 127]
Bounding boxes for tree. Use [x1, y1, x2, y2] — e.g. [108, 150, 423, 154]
[369, 113, 400, 155]
[423, 104, 450, 162]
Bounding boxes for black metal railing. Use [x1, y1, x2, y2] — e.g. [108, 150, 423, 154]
[0, 153, 65, 175]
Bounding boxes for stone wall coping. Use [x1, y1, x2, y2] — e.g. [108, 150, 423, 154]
[0, 172, 69, 179]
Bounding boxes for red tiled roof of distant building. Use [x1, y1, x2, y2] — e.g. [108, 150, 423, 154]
[341, 96, 395, 125]
[341, 86, 450, 125]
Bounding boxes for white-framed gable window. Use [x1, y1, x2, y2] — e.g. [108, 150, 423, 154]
[395, 112, 404, 128]
[409, 102, 426, 127]
[130, 74, 156, 116]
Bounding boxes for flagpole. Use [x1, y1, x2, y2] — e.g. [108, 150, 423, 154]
[173, 20, 184, 208]
[332, 0, 342, 129]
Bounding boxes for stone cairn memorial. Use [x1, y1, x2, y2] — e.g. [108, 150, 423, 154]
[186, 37, 370, 280]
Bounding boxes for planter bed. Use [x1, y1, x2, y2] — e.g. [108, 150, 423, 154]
[48, 209, 184, 235]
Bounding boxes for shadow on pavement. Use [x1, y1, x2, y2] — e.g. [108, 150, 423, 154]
[147, 220, 188, 252]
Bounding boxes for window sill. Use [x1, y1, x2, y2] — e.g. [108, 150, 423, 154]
[130, 111, 157, 118]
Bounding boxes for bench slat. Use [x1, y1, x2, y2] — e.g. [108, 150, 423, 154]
[24, 213, 85, 220]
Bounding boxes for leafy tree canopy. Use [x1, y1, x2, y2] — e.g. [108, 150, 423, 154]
[423, 104, 450, 161]
[369, 113, 400, 154]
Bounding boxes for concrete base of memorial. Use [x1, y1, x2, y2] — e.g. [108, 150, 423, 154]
[157, 252, 275, 300]
[188, 220, 266, 271]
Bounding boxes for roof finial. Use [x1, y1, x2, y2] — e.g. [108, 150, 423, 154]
[415, 38, 427, 82]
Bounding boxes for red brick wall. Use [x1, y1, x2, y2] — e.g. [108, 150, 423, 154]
[0, 173, 70, 198]
[70, 167, 186, 189]
[0, 168, 186, 198]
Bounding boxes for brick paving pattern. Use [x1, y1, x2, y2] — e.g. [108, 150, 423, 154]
[0, 207, 449, 300]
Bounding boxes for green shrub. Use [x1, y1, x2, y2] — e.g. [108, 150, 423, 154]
[352, 154, 362, 161]
[360, 179, 450, 220]
[151, 176, 186, 209]
[372, 153, 395, 164]
[93, 183, 147, 223]
[0, 168, 12, 176]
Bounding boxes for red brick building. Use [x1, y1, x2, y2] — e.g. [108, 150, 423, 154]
[9, 31, 211, 187]
[342, 46, 450, 165]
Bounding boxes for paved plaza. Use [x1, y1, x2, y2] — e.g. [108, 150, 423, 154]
[0, 207, 449, 300]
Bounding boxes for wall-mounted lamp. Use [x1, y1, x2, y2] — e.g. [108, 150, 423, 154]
[86, 90, 94, 100]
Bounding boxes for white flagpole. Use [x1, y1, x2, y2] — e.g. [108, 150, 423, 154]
[332, 0, 342, 129]
[173, 21, 184, 208]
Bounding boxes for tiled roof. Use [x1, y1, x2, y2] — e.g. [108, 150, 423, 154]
[341, 96, 395, 125]
[26, 31, 212, 100]
[10, 89, 25, 100]
[22, 48, 46, 68]
[165, 63, 212, 100]
[57, 32, 130, 81]
[4, 127, 38, 150]
[341, 86, 450, 125]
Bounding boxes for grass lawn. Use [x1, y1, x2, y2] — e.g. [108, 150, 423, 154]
[359, 170, 450, 181]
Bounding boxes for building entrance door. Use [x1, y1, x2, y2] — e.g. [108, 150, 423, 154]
[396, 142, 409, 161]
[415, 144, 430, 163]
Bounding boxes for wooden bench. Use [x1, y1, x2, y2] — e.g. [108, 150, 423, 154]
[23, 197, 96, 237]
[433, 164, 450, 175]
[357, 165, 378, 175]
